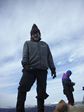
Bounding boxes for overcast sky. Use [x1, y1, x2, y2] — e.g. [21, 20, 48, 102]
[0, 0, 84, 108]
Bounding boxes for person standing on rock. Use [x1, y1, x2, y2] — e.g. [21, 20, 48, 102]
[62, 70, 75, 106]
[16, 24, 56, 112]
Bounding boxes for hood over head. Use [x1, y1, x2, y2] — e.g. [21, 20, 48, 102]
[62, 70, 72, 80]
[66, 70, 72, 76]
[30, 24, 41, 42]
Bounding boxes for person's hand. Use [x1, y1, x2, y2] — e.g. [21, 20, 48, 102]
[72, 82, 75, 86]
[51, 68, 56, 79]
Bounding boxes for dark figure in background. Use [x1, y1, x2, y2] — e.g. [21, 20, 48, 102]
[82, 86, 84, 103]
[16, 24, 56, 112]
[62, 70, 75, 106]
[82, 86, 84, 90]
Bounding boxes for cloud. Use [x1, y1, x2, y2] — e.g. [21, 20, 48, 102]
[68, 41, 84, 62]
[0, 0, 84, 107]
[0, 93, 17, 108]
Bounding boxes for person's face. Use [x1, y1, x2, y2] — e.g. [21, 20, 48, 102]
[31, 32, 41, 42]
[67, 73, 71, 77]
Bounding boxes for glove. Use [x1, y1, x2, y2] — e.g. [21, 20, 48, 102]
[51, 68, 56, 79]
[72, 82, 75, 86]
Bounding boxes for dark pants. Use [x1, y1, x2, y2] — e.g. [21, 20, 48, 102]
[65, 92, 74, 105]
[16, 69, 48, 112]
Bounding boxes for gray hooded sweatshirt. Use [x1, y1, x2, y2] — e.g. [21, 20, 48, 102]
[22, 40, 55, 70]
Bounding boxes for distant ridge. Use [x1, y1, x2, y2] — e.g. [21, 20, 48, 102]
[0, 104, 55, 112]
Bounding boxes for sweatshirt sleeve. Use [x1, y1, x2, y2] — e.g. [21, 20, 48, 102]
[21, 41, 29, 67]
[47, 45, 56, 71]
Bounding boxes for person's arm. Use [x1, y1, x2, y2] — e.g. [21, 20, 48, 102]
[47, 45, 56, 78]
[21, 41, 29, 68]
[66, 79, 75, 87]
[71, 82, 75, 86]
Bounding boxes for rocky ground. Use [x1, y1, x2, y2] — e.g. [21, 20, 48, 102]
[69, 102, 84, 112]
[0, 102, 84, 112]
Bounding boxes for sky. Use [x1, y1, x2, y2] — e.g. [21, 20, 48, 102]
[0, 0, 84, 108]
